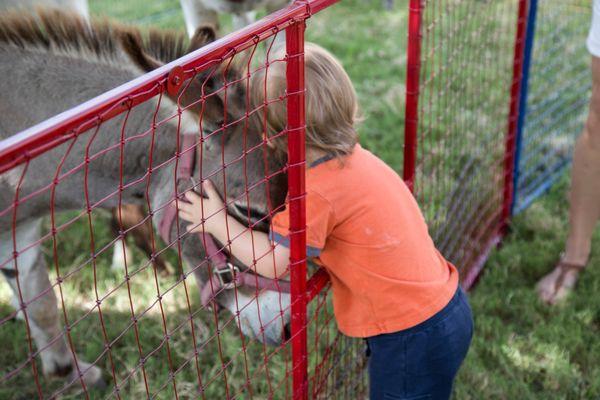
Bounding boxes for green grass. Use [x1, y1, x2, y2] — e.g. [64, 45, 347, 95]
[457, 175, 600, 399]
[1, 0, 599, 398]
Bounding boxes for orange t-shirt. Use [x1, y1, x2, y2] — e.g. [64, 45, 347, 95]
[270, 144, 459, 338]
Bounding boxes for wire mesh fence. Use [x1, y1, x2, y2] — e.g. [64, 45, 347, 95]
[512, 0, 592, 214]
[2, 0, 592, 398]
[0, 3, 352, 397]
[303, 270, 367, 399]
[404, 0, 527, 288]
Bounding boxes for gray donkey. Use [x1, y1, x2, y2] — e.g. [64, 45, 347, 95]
[0, 0, 290, 39]
[0, 0, 89, 20]
[0, 10, 290, 389]
[180, 0, 290, 37]
[0, 0, 289, 278]
[0, 0, 176, 301]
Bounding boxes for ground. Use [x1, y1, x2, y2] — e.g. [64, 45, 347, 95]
[0, 0, 598, 398]
[457, 176, 600, 399]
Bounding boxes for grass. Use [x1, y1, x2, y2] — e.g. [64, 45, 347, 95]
[0, 0, 598, 398]
[457, 175, 600, 399]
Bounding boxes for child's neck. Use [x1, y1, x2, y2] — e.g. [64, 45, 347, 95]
[306, 148, 328, 166]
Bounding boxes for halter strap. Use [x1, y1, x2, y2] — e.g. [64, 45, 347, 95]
[201, 270, 292, 306]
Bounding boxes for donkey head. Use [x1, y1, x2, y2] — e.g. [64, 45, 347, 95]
[121, 28, 290, 346]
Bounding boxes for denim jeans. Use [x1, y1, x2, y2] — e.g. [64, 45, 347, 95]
[366, 288, 473, 400]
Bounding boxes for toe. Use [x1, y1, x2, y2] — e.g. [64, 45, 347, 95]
[536, 273, 557, 303]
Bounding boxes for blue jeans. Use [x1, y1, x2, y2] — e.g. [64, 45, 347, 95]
[366, 288, 473, 400]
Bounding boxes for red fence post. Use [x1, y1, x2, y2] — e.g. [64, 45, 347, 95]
[403, 0, 423, 191]
[286, 20, 308, 400]
[502, 0, 529, 230]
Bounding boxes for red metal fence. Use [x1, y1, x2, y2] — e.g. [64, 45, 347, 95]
[0, 1, 365, 398]
[0, 0, 555, 398]
[404, 0, 529, 289]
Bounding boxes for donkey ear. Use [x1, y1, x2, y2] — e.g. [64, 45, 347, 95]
[119, 26, 229, 124]
[187, 25, 216, 54]
[120, 29, 163, 72]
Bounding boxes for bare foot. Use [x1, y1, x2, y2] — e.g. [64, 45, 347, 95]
[536, 257, 585, 305]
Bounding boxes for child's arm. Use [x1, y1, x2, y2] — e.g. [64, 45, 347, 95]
[178, 181, 290, 279]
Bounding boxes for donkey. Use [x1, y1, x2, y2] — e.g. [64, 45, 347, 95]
[1, 0, 174, 300]
[0, 0, 291, 40]
[0, 9, 289, 389]
[0, 0, 89, 20]
[179, 0, 290, 38]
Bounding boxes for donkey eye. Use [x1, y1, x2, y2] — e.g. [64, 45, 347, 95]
[202, 125, 214, 136]
[234, 203, 266, 225]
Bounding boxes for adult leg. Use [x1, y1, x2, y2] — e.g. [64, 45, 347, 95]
[537, 57, 600, 304]
[110, 204, 173, 276]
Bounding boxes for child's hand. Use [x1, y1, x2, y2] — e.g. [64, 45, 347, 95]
[178, 180, 227, 234]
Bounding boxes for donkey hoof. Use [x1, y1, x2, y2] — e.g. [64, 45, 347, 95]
[69, 361, 105, 391]
[111, 238, 131, 271]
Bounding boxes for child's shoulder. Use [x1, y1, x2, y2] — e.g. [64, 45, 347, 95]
[331, 144, 393, 177]
[307, 145, 389, 194]
[310, 144, 407, 201]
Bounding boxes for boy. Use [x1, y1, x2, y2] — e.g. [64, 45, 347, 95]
[178, 43, 473, 399]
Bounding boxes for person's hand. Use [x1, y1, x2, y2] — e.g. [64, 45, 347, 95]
[178, 180, 227, 234]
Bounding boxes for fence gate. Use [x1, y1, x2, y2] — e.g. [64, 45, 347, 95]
[404, 0, 592, 285]
[404, 0, 529, 288]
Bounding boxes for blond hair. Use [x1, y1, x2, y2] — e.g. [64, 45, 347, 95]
[250, 42, 360, 159]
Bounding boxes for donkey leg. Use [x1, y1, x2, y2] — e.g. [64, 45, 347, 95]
[3, 220, 103, 388]
[110, 239, 132, 272]
[110, 205, 173, 276]
[127, 217, 174, 277]
[232, 12, 256, 32]
[180, 0, 219, 38]
[62, 0, 90, 20]
[109, 207, 132, 272]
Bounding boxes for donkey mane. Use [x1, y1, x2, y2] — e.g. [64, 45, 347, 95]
[0, 8, 210, 64]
